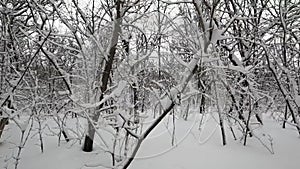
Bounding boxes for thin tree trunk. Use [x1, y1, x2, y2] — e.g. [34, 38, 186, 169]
[213, 69, 226, 146]
[283, 104, 288, 128]
[244, 96, 252, 146]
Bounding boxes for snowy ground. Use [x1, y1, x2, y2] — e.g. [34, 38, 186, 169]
[1, 111, 300, 169]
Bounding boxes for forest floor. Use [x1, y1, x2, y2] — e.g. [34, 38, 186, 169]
[0, 109, 300, 169]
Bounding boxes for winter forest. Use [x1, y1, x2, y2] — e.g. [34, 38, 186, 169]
[0, 0, 300, 168]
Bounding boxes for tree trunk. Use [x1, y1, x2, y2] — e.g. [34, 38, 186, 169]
[213, 67, 226, 146]
[82, 121, 96, 151]
[82, 1, 123, 152]
[0, 118, 8, 139]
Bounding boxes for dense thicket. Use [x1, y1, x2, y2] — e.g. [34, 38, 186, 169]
[0, 0, 299, 168]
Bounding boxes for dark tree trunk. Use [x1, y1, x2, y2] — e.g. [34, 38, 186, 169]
[82, 121, 96, 152]
[0, 118, 8, 139]
[82, 1, 122, 152]
[283, 105, 288, 128]
[82, 136, 94, 152]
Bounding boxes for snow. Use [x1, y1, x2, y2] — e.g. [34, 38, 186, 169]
[131, 113, 300, 169]
[296, 95, 300, 107]
[57, 90, 70, 95]
[14, 118, 30, 132]
[1, 111, 300, 169]
[227, 65, 248, 74]
[80, 80, 127, 109]
[211, 28, 224, 44]
[231, 53, 243, 66]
